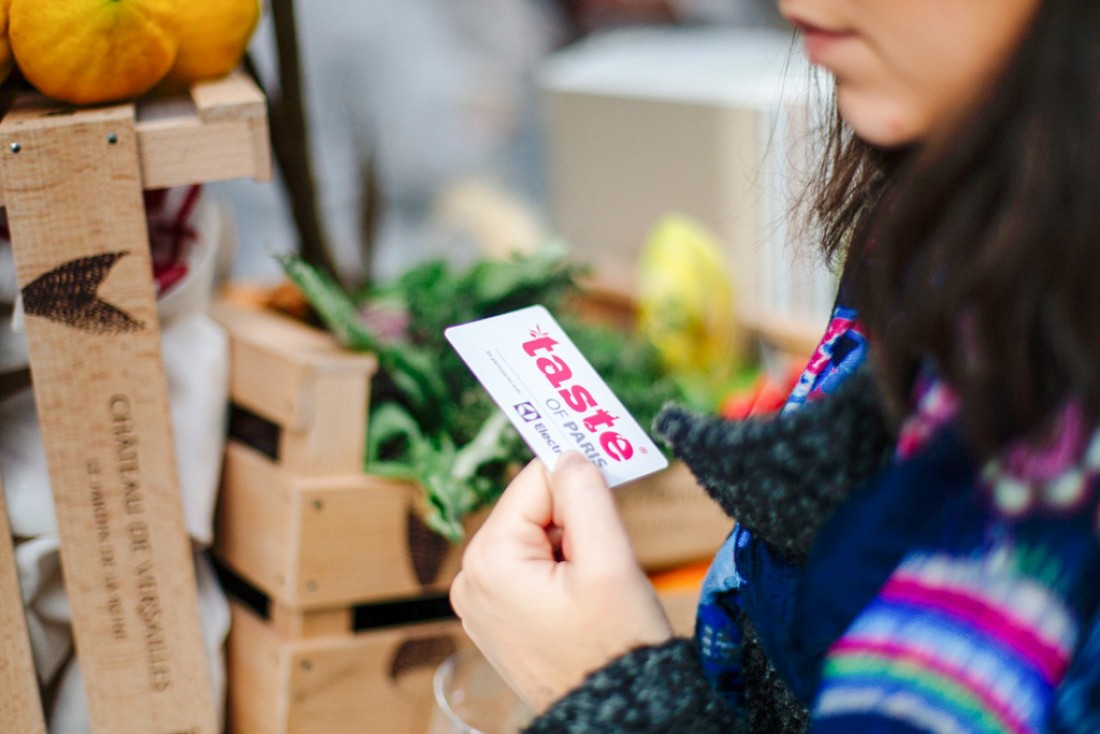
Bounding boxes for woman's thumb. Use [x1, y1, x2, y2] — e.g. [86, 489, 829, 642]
[550, 451, 634, 564]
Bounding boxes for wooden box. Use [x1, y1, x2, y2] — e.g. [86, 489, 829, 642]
[210, 301, 471, 613]
[0, 72, 270, 733]
[225, 595, 468, 734]
[210, 298, 731, 732]
[210, 301, 466, 733]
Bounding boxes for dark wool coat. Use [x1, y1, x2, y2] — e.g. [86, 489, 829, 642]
[524, 367, 895, 733]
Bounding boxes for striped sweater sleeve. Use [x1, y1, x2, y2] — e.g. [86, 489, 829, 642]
[810, 548, 1082, 734]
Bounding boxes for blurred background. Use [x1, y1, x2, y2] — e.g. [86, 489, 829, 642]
[217, 0, 801, 290]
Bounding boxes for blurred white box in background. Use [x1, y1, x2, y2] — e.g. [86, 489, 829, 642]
[540, 27, 835, 353]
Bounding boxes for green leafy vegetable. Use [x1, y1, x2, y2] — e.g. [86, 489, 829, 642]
[280, 248, 686, 541]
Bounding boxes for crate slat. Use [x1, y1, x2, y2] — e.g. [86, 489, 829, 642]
[0, 70, 271, 206]
[211, 301, 378, 474]
[615, 461, 733, 571]
[0, 479, 47, 734]
[227, 601, 467, 734]
[0, 106, 217, 732]
[216, 442, 463, 609]
[271, 603, 354, 641]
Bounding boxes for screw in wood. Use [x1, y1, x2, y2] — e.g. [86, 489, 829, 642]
[107, 133, 119, 145]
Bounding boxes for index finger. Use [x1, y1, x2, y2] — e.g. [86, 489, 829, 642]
[472, 458, 555, 555]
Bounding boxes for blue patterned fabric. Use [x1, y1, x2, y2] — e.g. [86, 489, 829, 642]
[1051, 613, 1100, 732]
[693, 303, 871, 708]
[695, 527, 748, 711]
[692, 303, 1100, 732]
[784, 306, 867, 412]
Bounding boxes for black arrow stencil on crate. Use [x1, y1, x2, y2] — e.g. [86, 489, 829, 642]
[21, 252, 145, 335]
[407, 508, 451, 587]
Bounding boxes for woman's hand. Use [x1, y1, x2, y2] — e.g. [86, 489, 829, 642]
[450, 451, 673, 714]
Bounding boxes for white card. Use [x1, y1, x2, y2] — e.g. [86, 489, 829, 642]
[445, 305, 668, 487]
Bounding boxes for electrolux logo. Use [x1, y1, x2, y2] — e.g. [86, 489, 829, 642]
[514, 402, 541, 422]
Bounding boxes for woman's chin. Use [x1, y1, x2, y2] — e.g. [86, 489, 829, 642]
[838, 90, 925, 148]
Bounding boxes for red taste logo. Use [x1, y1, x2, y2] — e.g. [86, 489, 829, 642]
[522, 325, 635, 466]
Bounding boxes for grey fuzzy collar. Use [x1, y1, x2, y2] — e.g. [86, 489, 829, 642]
[653, 367, 895, 564]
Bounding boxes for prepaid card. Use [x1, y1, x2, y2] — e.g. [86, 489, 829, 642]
[445, 305, 667, 486]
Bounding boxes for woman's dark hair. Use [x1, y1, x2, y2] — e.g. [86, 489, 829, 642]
[810, 0, 1100, 455]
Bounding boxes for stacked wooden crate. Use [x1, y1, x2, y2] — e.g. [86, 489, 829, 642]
[211, 298, 733, 733]
[210, 301, 457, 734]
[0, 72, 270, 733]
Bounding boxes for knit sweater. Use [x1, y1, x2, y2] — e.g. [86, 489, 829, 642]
[522, 308, 1100, 734]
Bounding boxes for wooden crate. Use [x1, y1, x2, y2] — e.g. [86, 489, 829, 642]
[208, 301, 461, 733]
[210, 301, 472, 612]
[0, 72, 270, 733]
[210, 298, 731, 732]
[211, 300, 732, 602]
[224, 581, 701, 734]
[617, 461, 732, 571]
[225, 591, 468, 734]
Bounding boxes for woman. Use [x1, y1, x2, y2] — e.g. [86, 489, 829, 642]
[450, 1, 1100, 731]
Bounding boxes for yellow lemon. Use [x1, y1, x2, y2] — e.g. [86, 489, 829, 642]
[637, 214, 742, 390]
[9, 0, 181, 105]
[0, 0, 13, 85]
[161, 0, 261, 89]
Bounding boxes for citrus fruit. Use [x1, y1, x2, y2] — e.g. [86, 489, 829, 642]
[0, 0, 13, 84]
[637, 214, 741, 383]
[9, 0, 181, 105]
[633, 212, 743, 407]
[161, 0, 260, 89]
